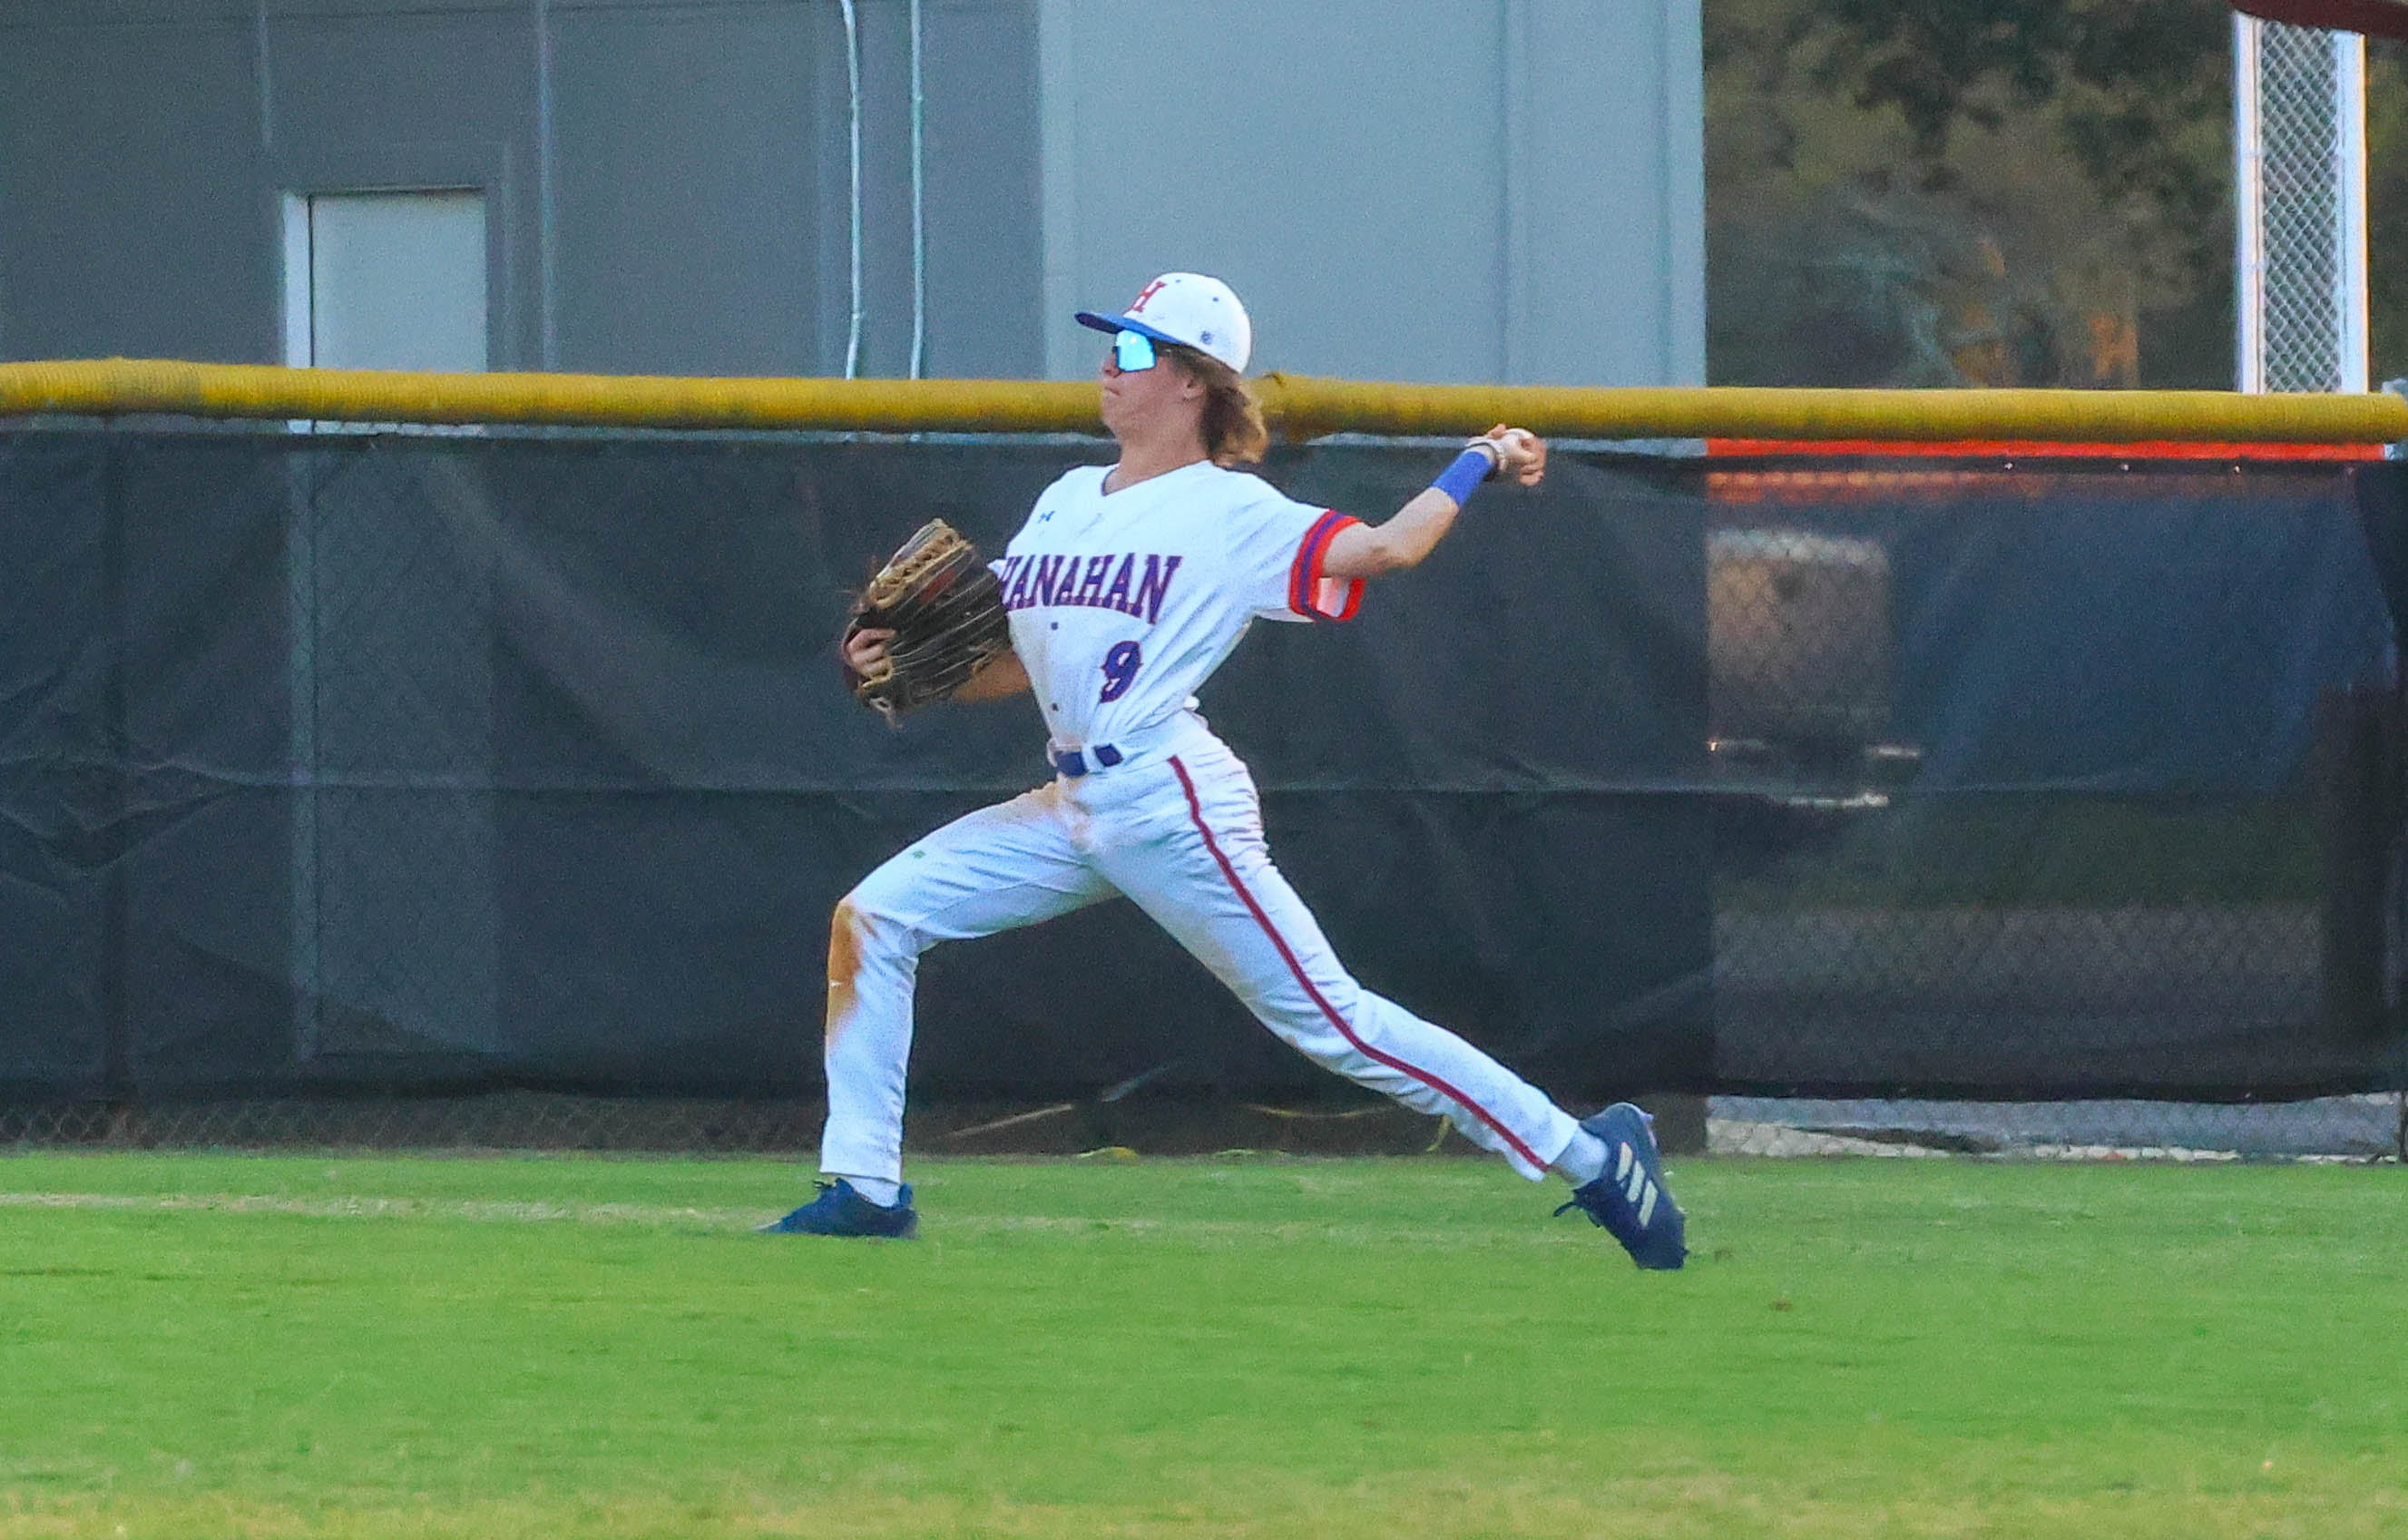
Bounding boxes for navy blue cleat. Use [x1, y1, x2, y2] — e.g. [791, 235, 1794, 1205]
[756, 1179, 919, 1239]
[1555, 1104, 1687, 1270]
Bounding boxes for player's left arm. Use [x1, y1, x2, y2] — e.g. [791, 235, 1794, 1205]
[846, 624, 1032, 703]
[1322, 425, 1545, 580]
[950, 649, 1032, 702]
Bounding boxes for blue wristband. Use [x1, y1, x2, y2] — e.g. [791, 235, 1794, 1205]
[1430, 446, 1494, 506]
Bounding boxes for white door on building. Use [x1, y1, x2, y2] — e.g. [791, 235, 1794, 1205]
[282, 190, 487, 371]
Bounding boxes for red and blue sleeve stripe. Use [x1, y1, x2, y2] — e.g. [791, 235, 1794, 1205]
[1287, 510, 1365, 622]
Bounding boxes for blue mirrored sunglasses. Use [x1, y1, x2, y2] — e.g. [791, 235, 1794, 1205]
[1111, 329, 1159, 372]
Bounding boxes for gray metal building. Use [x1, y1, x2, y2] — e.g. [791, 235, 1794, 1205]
[0, 0, 1703, 386]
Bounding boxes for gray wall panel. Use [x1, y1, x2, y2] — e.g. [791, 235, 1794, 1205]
[1512, 0, 1708, 386]
[794, 0, 1042, 380]
[849, 0, 914, 378]
[919, 0, 1042, 378]
[0, 17, 273, 362]
[1034, 0, 1705, 387]
[1, 0, 1700, 387]
[266, 8, 540, 368]
[0, 0, 252, 23]
[1039, 0, 1511, 385]
[553, 4, 821, 375]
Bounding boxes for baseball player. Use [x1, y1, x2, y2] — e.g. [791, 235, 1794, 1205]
[762, 273, 1686, 1269]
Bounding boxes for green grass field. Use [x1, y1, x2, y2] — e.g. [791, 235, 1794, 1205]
[1, 1153, 2402, 1539]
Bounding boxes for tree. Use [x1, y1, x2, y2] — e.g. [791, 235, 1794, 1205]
[2368, 40, 2408, 383]
[1708, 0, 2233, 387]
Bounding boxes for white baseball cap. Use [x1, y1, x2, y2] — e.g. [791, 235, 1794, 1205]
[1075, 272, 1252, 374]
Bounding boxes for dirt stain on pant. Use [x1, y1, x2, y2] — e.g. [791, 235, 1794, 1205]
[825, 897, 863, 1048]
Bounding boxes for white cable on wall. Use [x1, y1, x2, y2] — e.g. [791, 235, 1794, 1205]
[535, 0, 559, 371]
[838, 0, 865, 379]
[254, 0, 275, 153]
[909, 0, 926, 379]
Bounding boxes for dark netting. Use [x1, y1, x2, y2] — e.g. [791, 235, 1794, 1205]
[2, 425, 2404, 1159]
[1702, 460, 2401, 1096]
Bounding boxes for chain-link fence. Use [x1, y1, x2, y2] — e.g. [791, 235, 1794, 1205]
[5, 1091, 2403, 1162]
[2238, 15, 2369, 392]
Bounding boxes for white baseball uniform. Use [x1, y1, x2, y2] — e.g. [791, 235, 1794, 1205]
[817, 458, 1584, 1186]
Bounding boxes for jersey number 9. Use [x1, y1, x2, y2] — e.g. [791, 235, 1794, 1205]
[1099, 641, 1143, 702]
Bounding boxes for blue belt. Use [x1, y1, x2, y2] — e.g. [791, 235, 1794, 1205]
[1049, 742, 1126, 778]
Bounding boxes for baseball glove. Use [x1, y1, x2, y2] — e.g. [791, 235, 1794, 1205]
[843, 519, 1013, 723]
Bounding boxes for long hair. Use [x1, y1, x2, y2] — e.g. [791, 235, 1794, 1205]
[1165, 344, 1269, 466]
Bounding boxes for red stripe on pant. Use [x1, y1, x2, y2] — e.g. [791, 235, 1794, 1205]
[1168, 756, 1546, 1171]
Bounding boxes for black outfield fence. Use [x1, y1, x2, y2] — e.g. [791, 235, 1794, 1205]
[3, 424, 2406, 1153]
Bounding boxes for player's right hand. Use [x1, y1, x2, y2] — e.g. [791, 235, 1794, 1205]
[1477, 423, 1548, 487]
[843, 626, 896, 675]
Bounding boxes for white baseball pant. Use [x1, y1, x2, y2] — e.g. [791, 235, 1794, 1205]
[817, 723, 1581, 1185]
